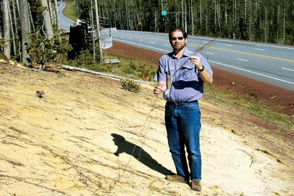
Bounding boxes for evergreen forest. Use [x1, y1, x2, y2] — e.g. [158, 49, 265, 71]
[81, 0, 294, 45]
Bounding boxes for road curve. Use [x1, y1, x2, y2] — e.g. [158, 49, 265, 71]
[58, 2, 75, 32]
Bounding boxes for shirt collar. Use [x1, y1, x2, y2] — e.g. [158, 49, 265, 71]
[182, 48, 190, 57]
[171, 48, 190, 58]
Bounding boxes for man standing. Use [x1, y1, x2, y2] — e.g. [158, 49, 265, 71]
[153, 27, 213, 191]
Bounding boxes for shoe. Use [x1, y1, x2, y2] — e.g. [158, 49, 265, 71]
[165, 174, 185, 183]
[191, 181, 202, 191]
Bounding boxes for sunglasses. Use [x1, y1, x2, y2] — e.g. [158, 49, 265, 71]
[171, 36, 184, 41]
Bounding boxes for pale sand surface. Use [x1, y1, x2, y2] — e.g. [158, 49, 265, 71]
[0, 63, 293, 196]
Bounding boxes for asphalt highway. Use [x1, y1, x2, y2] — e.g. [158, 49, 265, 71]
[58, 2, 75, 33]
[111, 30, 294, 91]
[58, 2, 294, 91]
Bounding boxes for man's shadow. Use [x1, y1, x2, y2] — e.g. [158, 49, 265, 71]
[111, 133, 173, 176]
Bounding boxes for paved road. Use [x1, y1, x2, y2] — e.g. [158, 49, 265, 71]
[58, 2, 294, 91]
[111, 30, 294, 91]
[58, 2, 74, 32]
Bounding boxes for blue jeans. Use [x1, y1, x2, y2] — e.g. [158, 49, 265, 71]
[165, 101, 202, 182]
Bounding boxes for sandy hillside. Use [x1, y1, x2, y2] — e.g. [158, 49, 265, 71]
[0, 60, 293, 196]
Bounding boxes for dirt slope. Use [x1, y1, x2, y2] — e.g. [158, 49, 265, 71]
[0, 43, 293, 195]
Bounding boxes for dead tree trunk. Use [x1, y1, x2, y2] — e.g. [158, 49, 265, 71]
[19, 0, 31, 66]
[3, 0, 11, 59]
[40, 0, 54, 39]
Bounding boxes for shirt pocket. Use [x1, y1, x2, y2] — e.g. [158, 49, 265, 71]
[180, 65, 199, 82]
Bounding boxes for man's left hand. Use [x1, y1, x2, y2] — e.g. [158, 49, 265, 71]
[189, 56, 202, 70]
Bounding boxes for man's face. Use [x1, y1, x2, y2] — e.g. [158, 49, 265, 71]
[170, 30, 187, 51]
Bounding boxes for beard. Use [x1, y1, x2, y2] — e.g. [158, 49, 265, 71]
[172, 42, 186, 51]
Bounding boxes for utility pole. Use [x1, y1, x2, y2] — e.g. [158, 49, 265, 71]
[94, 0, 103, 64]
[162, 0, 187, 33]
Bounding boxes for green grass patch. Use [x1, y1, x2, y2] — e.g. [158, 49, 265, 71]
[63, 1, 79, 21]
[65, 52, 156, 82]
[205, 84, 293, 130]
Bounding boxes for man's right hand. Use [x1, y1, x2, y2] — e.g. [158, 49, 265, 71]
[154, 82, 166, 95]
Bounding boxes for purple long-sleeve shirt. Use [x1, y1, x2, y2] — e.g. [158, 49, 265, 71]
[154, 48, 213, 102]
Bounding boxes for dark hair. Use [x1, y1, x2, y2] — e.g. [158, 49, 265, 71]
[169, 27, 187, 40]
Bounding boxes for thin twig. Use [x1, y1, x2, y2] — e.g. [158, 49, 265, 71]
[195, 37, 217, 52]
[119, 108, 155, 179]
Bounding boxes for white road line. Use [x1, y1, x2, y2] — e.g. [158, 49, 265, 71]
[113, 39, 169, 53]
[281, 67, 294, 72]
[200, 36, 294, 50]
[254, 48, 265, 51]
[151, 41, 155, 44]
[206, 52, 214, 55]
[210, 60, 294, 85]
[225, 44, 233, 47]
[237, 58, 248, 62]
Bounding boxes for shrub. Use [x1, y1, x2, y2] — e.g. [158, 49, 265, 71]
[120, 78, 140, 93]
[27, 33, 73, 65]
